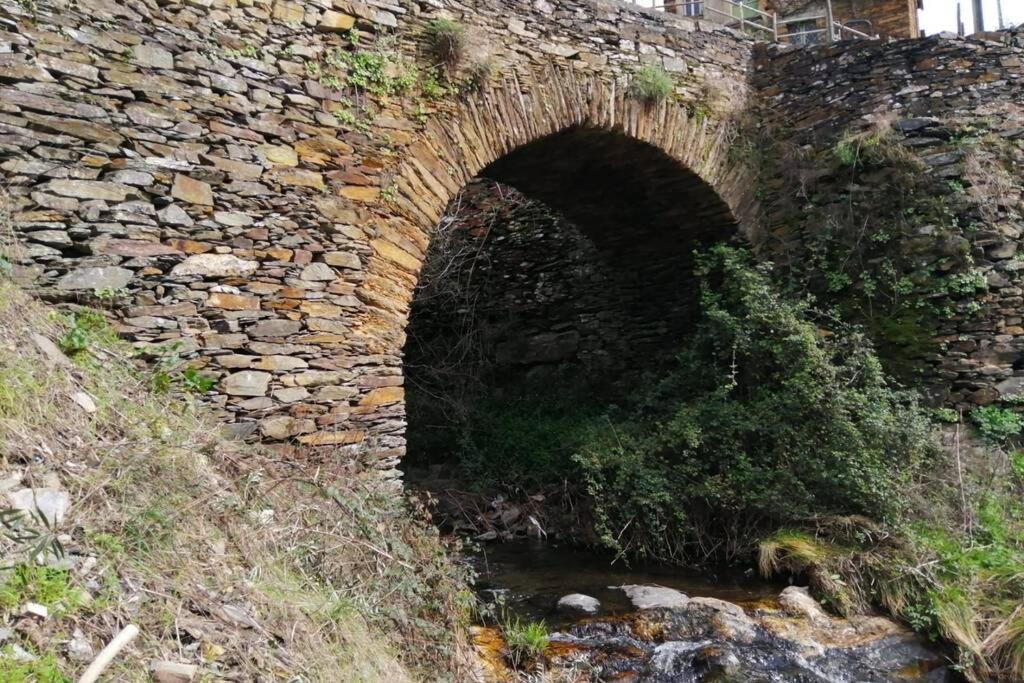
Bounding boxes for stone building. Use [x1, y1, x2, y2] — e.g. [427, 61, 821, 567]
[662, 0, 920, 40]
[766, 0, 921, 40]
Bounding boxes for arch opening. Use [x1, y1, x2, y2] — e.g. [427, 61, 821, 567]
[401, 127, 740, 525]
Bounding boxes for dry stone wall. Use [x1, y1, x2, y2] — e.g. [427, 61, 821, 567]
[0, 0, 755, 477]
[406, 179, 702, 393]
[753, 34, 1024, 406]
[7, 0, 1024, 476]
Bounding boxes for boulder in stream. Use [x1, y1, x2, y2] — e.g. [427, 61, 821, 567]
[556, 593, 600, 614]
[619, 584, 689, 610]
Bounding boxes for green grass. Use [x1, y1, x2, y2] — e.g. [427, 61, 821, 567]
[501, 615, 549, 669]
[0, 565, 84, 617]
[628, 64, 674, 104]
[0, 648, 69, 683]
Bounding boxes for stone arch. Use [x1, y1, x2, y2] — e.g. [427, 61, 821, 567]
[353, 66, 758, 473]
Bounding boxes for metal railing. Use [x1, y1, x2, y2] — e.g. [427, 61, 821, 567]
[625, 0, 878, 43]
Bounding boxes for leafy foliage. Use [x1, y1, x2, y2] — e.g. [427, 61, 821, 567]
[971, 406, 1023, 444]
[574, 247, 937, 561]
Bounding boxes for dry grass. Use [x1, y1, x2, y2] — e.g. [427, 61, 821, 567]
[0, 279, 475, 681]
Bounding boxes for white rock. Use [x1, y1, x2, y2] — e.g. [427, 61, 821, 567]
[7, 487, 70, 526]
[71, 391, 97, 413]
[557, 593, 601, 614]
[171, 254, 258, 278]
[620, 584, 689, 610]
[23, 602, 48, 619]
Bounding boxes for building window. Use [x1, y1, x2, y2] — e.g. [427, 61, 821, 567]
[679, 0, 703, 16]
[787, 19, 821, 45]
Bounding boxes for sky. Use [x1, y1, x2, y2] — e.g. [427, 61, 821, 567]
[920, 0, 1024, 35]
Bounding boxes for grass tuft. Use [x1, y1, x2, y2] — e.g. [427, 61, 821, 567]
[628, 64, 674, 104]
[425, 18, 466, 71]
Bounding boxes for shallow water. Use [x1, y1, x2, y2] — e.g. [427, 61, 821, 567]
[470, 539, 782, 624]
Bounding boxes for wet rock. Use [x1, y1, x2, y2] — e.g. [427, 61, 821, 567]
[777, 585, 829, 623]
[620, 585, 689, 610]
[557, 593, 600, 614]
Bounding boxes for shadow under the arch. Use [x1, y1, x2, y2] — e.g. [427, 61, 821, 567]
[401, 127, 744, 539]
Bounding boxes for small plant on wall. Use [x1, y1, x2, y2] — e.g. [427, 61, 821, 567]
[425, 18, 466, 72]
[628, 63, 674, 104]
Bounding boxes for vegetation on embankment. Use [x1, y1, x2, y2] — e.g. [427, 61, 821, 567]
[414, 246, 1024, 681]
[0, 278, 474, 681]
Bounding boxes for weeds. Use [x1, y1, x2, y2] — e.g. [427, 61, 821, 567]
[0, 280, 475, 679]
[628, 64, 673, 104]
[500, 613, 549, 669]
[425, 18, 465, 71]
[0, 648, 67, 682]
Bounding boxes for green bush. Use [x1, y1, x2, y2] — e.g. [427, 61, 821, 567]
[574, 246, 937, 561]
[972, 406, 1023, 444]
[628, 64, 674, 104]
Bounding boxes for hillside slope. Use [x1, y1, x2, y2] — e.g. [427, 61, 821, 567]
[0, 279, 473, 681]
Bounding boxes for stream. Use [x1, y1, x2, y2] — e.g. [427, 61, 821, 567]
[468, 541, 954, 683]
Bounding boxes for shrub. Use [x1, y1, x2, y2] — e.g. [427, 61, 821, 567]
[574, 246, 937, 561]
[972, 406, 1023, 444]
[425, 18, 466, 70]
[628, 64, 674, 104]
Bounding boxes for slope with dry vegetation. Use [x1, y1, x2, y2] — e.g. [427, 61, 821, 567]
[0, 277, 474, 681]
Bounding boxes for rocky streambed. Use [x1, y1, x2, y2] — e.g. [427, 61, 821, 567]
[470, 542, 951, 682]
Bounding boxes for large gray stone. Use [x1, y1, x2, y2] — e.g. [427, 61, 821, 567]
[7, 487, 70, 526]
[222, 371, 271, 397]
[557, 593, 601, 614]
[620, 585, 689, 610]
[171, 254, 258, 278]
[56, 267, 133, 290]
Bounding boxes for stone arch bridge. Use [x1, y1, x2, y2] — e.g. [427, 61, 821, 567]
[2, 0, 1023, 476]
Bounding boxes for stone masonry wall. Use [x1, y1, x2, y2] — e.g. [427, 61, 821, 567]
[753, 34, 1024, 406]
[8, 0, 1024, 476]
[0, 0, 755, 477]
[406, 179, 703, 393]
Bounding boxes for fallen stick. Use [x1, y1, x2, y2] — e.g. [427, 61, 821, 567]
[78, 624, 140, 683]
